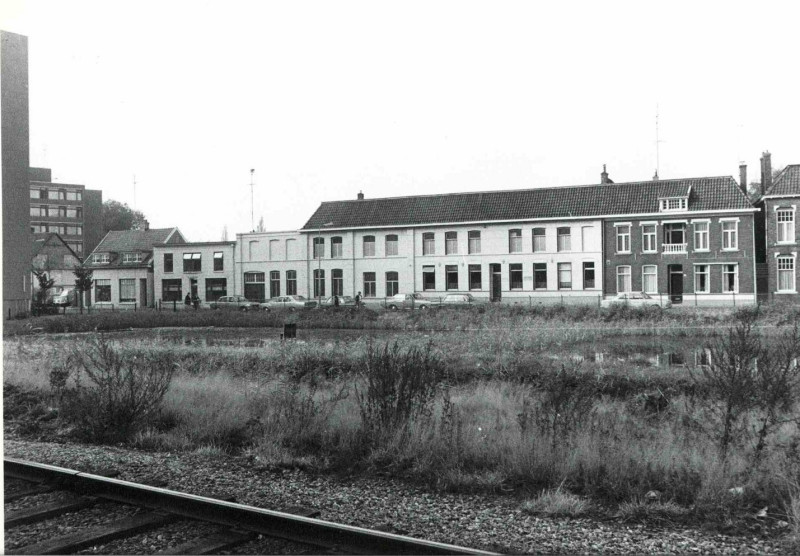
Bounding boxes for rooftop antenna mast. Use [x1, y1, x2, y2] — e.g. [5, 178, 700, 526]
[655, 104, 665, 179]
[133, 174, 137, 211]
[250, 169, 255, 232]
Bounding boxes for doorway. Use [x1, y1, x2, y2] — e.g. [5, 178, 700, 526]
[668, 264, 683, 304]
[190, 278, 198, 299]
[490, 263, 502, 302]
[139, 279, 148, 308]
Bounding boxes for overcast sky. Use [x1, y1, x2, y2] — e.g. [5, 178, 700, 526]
[3, 1, 799, 241]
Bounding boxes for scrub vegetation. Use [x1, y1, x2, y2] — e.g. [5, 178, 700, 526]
[5, 307, 800, 534]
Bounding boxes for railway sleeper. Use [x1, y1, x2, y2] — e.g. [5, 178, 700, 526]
[155, 528, 256, 555]
[5, 495, 99, 528]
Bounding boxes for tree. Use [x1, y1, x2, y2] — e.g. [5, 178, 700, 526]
[221, 225, 229, 241]
[73, 265, 94, 314]
[33, 270, 55, 308]
[102, 200, 147, 234]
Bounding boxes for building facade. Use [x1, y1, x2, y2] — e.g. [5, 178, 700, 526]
[85, 227, 185, 308]
[29, 167, 103, 257]
[234, 231, 308, 302]
[31, 233, 82, 300]
[2, 31, 32, 316]
[761, 158, 800, 296]
[153, 241, 236, 305]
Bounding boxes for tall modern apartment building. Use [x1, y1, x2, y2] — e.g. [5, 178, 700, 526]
[2, 30, 32, 316]
[28, 167, 103, 257]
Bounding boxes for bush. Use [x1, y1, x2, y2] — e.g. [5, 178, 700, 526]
[60, 334, 176, 443]
[522, 487, 590, 517]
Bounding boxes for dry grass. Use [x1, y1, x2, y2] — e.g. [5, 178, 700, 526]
[522, 487, 591, 517]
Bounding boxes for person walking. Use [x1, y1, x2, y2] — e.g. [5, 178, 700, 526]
[192, 294, 200, 310]
[355, 291, 362, 308]
[334, 295, 340, 307]
[184, 293, 192, 307]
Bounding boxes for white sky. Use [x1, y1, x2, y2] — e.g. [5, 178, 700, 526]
[2, 0, 799, 241]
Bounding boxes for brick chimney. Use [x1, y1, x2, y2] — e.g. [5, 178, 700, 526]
[739, 163, 747, 195]
[357, 191, 364, 200]
[143, 219, 149, 231]
[600, 164, 611, 184]
[760, 151, 772, 195]
[653, 170, 659, 181]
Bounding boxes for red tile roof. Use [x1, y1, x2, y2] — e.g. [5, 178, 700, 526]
[766, 165, 800, 196]
[302, 176, 752, 230]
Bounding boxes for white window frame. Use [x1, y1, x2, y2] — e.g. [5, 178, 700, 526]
[122, 252, 143, 264]
[363, 236, 376, 257]
[468, 231, 481, 254]
[721, 219, 739, 251]
[777, 207, 796, 244]
[722, 264, 739, 294]
[615, 223, 631, 254]
[556, 227, 571, 252]
[385, 235, 398, 256]
[532, 228, 546, 252]
[92, 253, 111, 264]
[641, 223, 657, 253]
[445, 231, 458, 255]
[509, 229, 522, 253]
[777, 254, 797, 293]
[422, 232, 435, 256]
[692, 220, 710, 252]
[642, 265, 658, 294]
[557, 262, 572, 290]
[694, 264, 709, 294]
[616, 265, 631, 293]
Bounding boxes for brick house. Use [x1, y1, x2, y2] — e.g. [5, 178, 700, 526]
[85, 227, 186, 308]
[760, 156, 800, 296]
[153, 241, 236, 306]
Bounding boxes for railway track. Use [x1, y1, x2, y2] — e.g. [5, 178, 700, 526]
[4, 458, 498, 555]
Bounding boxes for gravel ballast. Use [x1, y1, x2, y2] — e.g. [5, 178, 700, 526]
[5, 439, 795, 554]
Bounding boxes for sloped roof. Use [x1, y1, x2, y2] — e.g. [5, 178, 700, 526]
[92, 228, 182, 253]
[302, 176, 752, 230]
[765, 165, 800, 196]
[32, 233, 80, 260]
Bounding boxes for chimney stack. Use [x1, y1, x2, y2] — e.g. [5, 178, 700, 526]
[760, 151, 772, 195]
[143, 219, 149, 231]
[653, 170, 659, 181]
[357, 191, 364, 200]
[600, 164, 610, 184]
[739, 163, 747, 195]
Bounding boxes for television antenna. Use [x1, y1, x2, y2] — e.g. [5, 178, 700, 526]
[250, 169, 255, 232]
[655, 104, 666, 178]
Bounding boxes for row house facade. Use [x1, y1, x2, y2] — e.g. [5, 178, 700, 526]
[760, 158, 800, 296]
[234, 230, 308, 302]
[152, 241, 236, 304]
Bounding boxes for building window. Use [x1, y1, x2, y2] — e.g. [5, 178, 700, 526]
[29, 189, 39, 199]
[583, 262, 595, 289]
[331, 236, 343, 258]
[778, 256, 795, 292]
[270, 271, 281, 298]
[29, 206, 45, 217]
[162, 279, 182, 302]
[616, 225, 631, 253]
[66, 190, 81, 201]
[91, 253, 111, 264]
[534, 263, 547, 290]
[205, 278, 227, 301]
[509, 263, 523, 290]
[332, 269, 344, 296]
[445, 231, 458, 255]
[286, 270, 297, 295]
[58, 206, 67, 217]
[639, 224, 656, 253]
[722, 221, 738, 250]
[122, 253, 143, 264]
[723, 264, 739, 293]
[95, 279, 111, 302]
[119, 279, 136, 303]
[468, 264, 482, 290]
[313, 269, 325, 298]
[616, 266, 631, 293]
[695, 265, 709, 294]
[468, 231, 481, 254]
[363, 272, 376, 297]
[777, 210, 795, 243]
[422, 265, 436, 291]
[693, 222, 709, 251]
[533, 228, 546, 252]
[164, 253, 173, 273]
[244, 272, 265, 302]
[183, 253, 201, 272]
[363, 236, 375, 257]
[31, 223, 47, 233]
[557, 227, 571, 252]
[642, 265, 657, 294]
[385, 235, 398, 256]
[214, 251, 224, 271]
[509, 229, 522, 253]
[67, 242, 83, 255]
[660, 197, 687, 212]
[385, 271, 399, 296]
[66, 206, 81, 218]
[313, 237, 324, 259]
[446, 265, 459, 290]
[66, 225, 82, 236]
[422, 232, 435, 255]
[558, 263, 572, 289]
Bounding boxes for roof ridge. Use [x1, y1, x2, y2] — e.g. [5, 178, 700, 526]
[319, 176, 736, 205]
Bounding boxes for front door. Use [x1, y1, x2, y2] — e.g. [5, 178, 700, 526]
[490, 263, 502, 302]
[668, 264, 683, 304]
[140, 279, 148, 307]
[190, 278, 198, 299]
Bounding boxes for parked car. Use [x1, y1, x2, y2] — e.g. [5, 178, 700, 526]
[320, 295, 356, 307]
[260, 295, 318, 312]
[51, 287, 75, 306]
[387, 293, 437, 310]
[441, 293, 477, 307]
[601, 292, 671, 309]
[209, 295, 260, 311]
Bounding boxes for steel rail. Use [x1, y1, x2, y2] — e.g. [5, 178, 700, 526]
[5, 458, 499, 555]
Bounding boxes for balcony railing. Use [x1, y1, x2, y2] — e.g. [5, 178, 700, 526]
[662, 243, 687, 254]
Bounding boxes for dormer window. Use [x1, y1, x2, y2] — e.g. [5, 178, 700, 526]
[91, 253, 111, 264]
[659, 197, 688, 212]
[122, 252, 144, 263]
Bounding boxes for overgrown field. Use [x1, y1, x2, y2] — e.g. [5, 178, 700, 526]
[4, 308, 800, 538]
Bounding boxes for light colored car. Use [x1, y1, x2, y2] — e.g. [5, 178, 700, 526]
[601, 292, 671, 309]
[441, 293, 477, 306]
[260, 295, 318, 312]
[51, 287, 75, 306]
[209, 295, 260, 311]
[387, 293, 436, 310]
[320, 295, 356, 307]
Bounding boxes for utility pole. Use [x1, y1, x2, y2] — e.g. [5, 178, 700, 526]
[250, 169, 255, 232]
[133, 174, 137, 211]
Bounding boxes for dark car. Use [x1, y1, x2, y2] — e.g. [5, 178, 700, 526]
[320, 295, 356, 307]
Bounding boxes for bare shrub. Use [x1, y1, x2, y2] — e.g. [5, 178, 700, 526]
[523, 486, 590, 517]
[532, 362, 596, 449]
[60, 333, 176, 443]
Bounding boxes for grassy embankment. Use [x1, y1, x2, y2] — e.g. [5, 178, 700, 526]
[4, 308, 800, 539]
